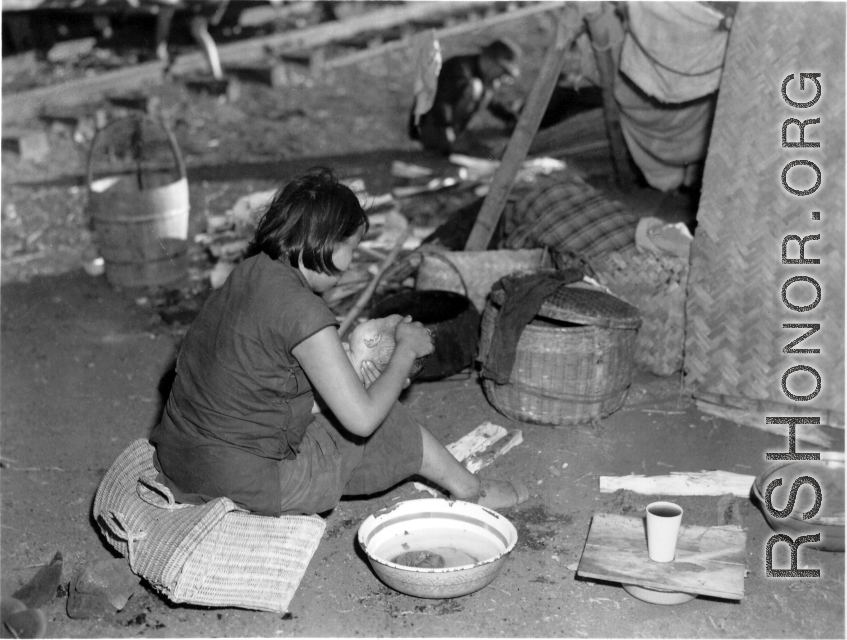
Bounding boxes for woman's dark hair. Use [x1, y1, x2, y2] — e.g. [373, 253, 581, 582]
[249, 167, 368, 275]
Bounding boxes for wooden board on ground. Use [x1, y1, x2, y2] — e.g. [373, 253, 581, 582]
[577, 513, 747, 600]
[598, 470, 756, 497]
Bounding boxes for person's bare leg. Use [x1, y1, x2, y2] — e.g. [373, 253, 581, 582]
[417, 425, 528, 510]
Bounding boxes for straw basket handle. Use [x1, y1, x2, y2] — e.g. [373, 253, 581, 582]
[100, 510, 148, 571]
[137, 473, 195, 511]
[85, 113, 187, 194]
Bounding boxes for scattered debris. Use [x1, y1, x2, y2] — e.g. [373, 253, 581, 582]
[106, 93, 161, 115]
[181, 74, 241, 102]
[1, 598, 47, 640]
[445, 421, 508, 461]
[46, 37, 97, 64]
[227, 62, 291, 88]
[412, 482, 441, 498]
[717, 493, 744, 528]
[338, 227, 411, 336]
[449, 154, 566, 184]
[67, 559, 140, 620]
[392, 175, 466, 199]
[360, 210, 410, 252]
[2, 130, 50, 163]
[80, 253, 106, 277]
[11, 551, 63, 610]
[391, 161, 433, 179]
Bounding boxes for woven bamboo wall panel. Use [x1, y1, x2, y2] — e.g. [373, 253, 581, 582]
[684, 2, 845, 418]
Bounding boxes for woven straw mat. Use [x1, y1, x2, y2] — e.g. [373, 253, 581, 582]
[592, 246, 688, 376]
[684, 3, 845, 417]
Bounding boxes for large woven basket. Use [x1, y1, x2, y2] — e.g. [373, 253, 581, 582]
[479, 283, 640, 425]
[92, 440, 325, 613]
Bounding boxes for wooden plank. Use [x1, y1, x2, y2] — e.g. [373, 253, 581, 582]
[577, 513, 747, 600]
[2, 1, 481, 125]
[464, 5, 584, 251]
[2, 0, 146, 10]
[446, 421, 508, 462]
[322, 1, 566, 71]
[464, 429, 523, 474]
[172, 1, 482, 72]
[695, 391, 845, 431]
[598, 470, 756, 497]
[3, 61, 167, 124]
[695, 400, 837, 448]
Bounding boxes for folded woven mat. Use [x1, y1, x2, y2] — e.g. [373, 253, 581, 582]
[93, 440, 325, 613]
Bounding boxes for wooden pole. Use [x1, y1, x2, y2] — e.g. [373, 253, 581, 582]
[584, 4, 636, 186]
[464, 6, 584, 252]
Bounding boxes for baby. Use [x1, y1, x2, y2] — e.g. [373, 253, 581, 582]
[346, 314, 428, 382]
[314, 315, 428, 415]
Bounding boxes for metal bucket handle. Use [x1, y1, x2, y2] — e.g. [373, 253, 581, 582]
[384, 246, 471, 300]
[415, 247, 472, 300]
[85, 113, 187, 194]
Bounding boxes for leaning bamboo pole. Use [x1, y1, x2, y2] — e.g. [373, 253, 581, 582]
[464, 4, 586, 251]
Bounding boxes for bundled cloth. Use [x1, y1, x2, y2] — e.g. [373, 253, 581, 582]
[615, 77, 717, 192]
[620, 2, 730, 104]
[614, 1, 730, 191]
[410, 31, 443, 127]
[480, 269, 583, 384]
[503, 172, 637, 262]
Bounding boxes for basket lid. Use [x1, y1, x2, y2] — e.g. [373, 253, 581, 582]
[490, 282, 641, 329]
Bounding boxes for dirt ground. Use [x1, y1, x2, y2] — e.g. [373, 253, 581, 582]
[1, 6, 845, 639]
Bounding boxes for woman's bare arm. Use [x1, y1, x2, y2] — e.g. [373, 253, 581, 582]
[293, 323, 429, 437]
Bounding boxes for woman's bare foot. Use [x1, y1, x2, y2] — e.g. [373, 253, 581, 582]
[461, 478, 529, 511]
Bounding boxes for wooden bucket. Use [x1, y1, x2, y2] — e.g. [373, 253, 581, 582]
[86, 115, 189, 289]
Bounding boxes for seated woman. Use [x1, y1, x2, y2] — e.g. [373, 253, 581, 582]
[150, 167, 528, 519]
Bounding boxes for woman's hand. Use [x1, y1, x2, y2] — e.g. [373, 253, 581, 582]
[294, 326, 414, 438]
[394, 316, 434, 359]
[360, 360, 380, 389]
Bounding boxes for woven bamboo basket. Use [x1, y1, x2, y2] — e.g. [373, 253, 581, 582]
[479, 282, 640, 425]
[592, 245, 689, 376]
[93, 440, 325, 613]
[684, 3, 845, 420]
[415, 248, 548, 313]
